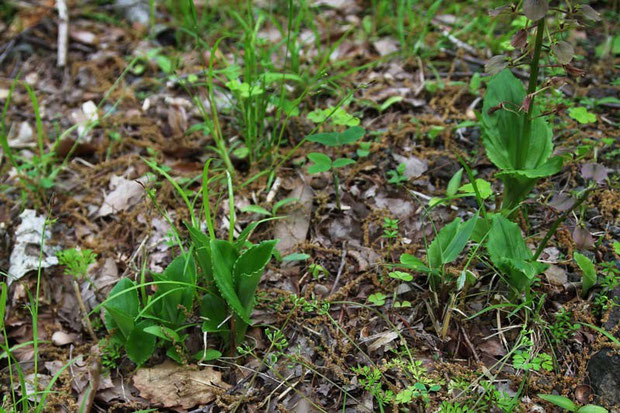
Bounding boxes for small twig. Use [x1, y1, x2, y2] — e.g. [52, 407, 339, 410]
[460, 324, 481, 365]
[72, 280, 97, 341]
[330, 242, 348, 295]
[56, 0, 69, 67]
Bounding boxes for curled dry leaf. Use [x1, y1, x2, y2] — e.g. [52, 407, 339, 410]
[133, 360, 231, 410]
[523, 0, 548, 21]
[51, 331, 74, 346]
[572, 226, 595, 250]
[511, 29, 528, 49]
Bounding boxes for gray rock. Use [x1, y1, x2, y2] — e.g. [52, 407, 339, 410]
[114, 0, 150, 25]
[588, 348, 620, 405]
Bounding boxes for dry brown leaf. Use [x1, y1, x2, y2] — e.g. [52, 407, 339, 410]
[133, 360, 231, 410]
[274, 182, 313, 254]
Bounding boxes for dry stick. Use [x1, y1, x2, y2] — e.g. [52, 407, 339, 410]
[330, 242, 348, 295]
[459, 324, 481, 365]
[72, 280, 97, 341]
[533, 187, 594, 261]
[56, 0, 68, 67]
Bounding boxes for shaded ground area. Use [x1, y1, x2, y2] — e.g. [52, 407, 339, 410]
[0, 0, 619, 412]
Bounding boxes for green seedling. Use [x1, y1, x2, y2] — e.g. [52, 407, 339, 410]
[387, 163, 408, 185]
[574, 252, 597, 297]
[400, 212, 478, 293]
[307, 106, 360, 126]
[306, 152, 355, 210]
[382, 218, 399, 240]
[240, 197, 298, 217]
[538, 394, 608, 413]
[568, 107, 597, 124]
[368, 292, 387, 306]
[57, 248, 97, 340]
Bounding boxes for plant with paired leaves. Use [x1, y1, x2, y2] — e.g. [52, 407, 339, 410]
[103, 165, 278, 365]
[538, 394, 608, 413]
[483, 1, 601, 212]
[305, 126, 365, 209]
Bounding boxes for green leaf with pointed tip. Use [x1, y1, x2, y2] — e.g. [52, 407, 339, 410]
[332, 158, 356, 168]
[578, 405, 609, 413]
[428, 213, 478, 269]
[307, 152, 332, 174]
[126, 320, 156, 366]
[487, 215, 547, 292]
[574, 252, 597, 297]
[537, 394, 577, 411]
[152, 254, 195, 326]
[399, 253, 431, 273]
[446, 168, 463, 197]
[200, 292, 229, 333]
[143, 325, 181, 343]
[234, 240, 278, 311]
[240, 205, 272, 216]
[104, 278, 139, 339]
[187, 225, 213, 281]
[210, 240, 249, 324]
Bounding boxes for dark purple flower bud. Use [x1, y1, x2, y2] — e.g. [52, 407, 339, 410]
[564, 64, 585, 77]
[523, 0, 548, 21]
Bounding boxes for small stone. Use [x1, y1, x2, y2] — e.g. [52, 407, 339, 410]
[588, 348, 620, 405]
[52, 331, 74, 346]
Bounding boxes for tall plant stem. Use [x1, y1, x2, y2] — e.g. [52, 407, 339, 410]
[518, 18, 545, 170]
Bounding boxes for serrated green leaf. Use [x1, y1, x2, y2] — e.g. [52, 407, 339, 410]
[574, 252, 597, 297]
[210, 240, 249, 324]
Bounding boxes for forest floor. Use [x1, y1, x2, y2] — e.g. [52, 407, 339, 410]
[0, 0, 619, 412]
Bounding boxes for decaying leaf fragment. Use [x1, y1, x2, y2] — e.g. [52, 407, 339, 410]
[133, 360, 231, 410]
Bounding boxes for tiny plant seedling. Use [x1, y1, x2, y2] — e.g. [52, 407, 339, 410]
[57, 248, 98, 340]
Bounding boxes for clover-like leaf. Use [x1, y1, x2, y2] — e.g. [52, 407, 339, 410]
[307, 126, 366, 147]
[307, 152, 332, 174]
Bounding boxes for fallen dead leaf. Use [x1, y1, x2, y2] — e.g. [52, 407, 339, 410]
[96, 175, 150, 217]
[274, 182, 313, 254]
[133, 360, 231, 410]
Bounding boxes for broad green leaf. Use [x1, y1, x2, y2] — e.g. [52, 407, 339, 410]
[194, 349, 222, 362]
[428, 214, 477, 269]
[332, 158, 356, 168]
[143, 325, 181, 343]
[487, 215, 546, 292]
[152, 254, 195, 326]
[459, 179, 492, 199]
[578, 405, 609, 413]
[210, 240, 249, 324]
[307, 126, 365, 147]
[234, 240, 278, 311]
[389, 271, 413, 282]
[307, 152, 332, 174]
[574, 252, 597, 297]
[482, 69, 553, 171]
[187, 225, 213, 281]
[446, 168, 463, 196]
[200, 292, 229, 332]
[126, 320, 156, 365]
[568, 107, 596, 124]
[399, 253, 431, 273]
[104, 278, 139, 339]
[537, 394, 577, 411]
